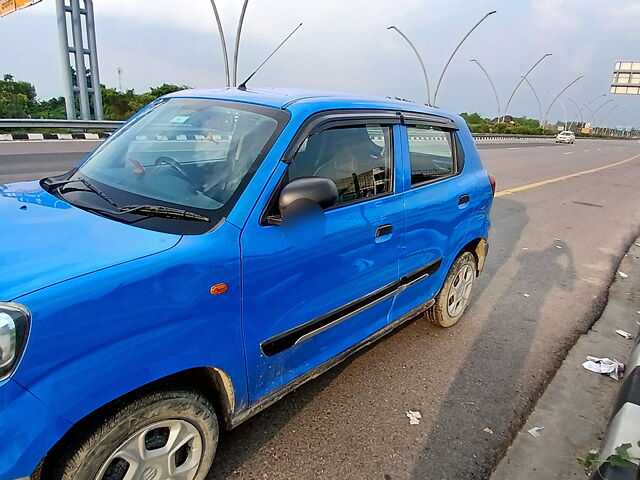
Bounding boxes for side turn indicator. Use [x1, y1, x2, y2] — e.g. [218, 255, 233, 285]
[210, 283, 228, 295]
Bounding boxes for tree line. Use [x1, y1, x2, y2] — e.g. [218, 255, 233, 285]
[0, 73, 186, 121]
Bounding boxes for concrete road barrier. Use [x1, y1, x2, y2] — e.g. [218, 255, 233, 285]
[592, 337, 640, 479]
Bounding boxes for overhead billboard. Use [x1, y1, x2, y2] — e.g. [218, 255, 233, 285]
[0, 0, 41, 18]
[611, 61, 640, 95]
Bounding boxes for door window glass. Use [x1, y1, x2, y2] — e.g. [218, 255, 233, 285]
[407, 125, 455, 186]
[288, 124, 393, 206]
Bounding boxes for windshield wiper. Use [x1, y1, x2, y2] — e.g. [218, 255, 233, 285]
[47, 177, 120, 209]
[119, 205, 211, 222]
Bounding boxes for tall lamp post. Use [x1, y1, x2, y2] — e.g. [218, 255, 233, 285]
[520, 76, 543, 127]
[470, 59, 501, 120]
[387, 26, 431, 105]
[432, 10, 497, 105]
[543, 75, 584, 126]
[566, 97, 584, 129]
[502, 53, 552, 122]
[556, 97, 568, 131]
[232, 0, 250, 87]
[597, 104, 618, 135]
[209, 0, 231, 87]
[590, 99, 613, 125]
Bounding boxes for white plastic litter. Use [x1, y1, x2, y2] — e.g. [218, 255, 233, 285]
[618, 271, 629, 279]
[523, 293, 530, 298]
[582, 356, 625, 380]
[615, 330, 633, 340]
[553, 238, 561, 241]
[555, 245, 563, 249]
[483, 427, 493, 434]
[527, 426, 544, 438]
[407, 410, 422, 425]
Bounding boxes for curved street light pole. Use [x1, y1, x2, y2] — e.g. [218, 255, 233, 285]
[598, 104, 618, 134]
[584, 93, 607, 110]
[501, 53, 552, 122]
[589, 99, 613, 124]
[470, 59, 501, 120]
[387, 26, 431, 105]
[556, 97, 568, 131]
[432, 10, 497, 106]
[232, 0, 250, 87]
[520, 76, 543, 127]
[544, 75, 584, 126]
[566, 97, 584, 127]
[209, 0, 231, 87]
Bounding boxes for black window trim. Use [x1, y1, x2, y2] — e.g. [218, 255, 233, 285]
[260, 109, 402, 225]
[405, 123, 465, 190]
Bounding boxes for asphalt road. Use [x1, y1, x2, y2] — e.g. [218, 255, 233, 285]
[2, 138, 640, 479]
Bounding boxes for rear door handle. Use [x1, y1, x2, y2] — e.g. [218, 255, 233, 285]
[458, 194, 470, 205]
[375, 224, 393, 238]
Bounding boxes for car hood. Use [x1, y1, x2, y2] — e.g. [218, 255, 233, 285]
[0, 181, 181, 300]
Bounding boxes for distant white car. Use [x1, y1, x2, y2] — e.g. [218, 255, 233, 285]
[556, 131, 575, 144]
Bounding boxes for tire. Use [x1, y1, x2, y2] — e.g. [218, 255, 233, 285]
[427, 251, 477, 328]
[49, 387, 219, 480]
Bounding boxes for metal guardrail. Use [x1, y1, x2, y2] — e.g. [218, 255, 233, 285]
[0, 119, 632, 141]
[0, 119, 123, 131]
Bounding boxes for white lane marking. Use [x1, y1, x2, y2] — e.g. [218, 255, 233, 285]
[564, 152, 574, 155]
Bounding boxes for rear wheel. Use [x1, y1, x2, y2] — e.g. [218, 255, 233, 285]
[427, 252, 477, 328]
[49, 387, 219, 480]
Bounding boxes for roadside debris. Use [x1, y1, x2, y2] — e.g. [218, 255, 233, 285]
[527, 426, 544, 438]
[523, 293, 530, 298]
[406, 410, 421, 425]
[615, 330, 633, 340]
[635, 243, 640, 247]
[483, 427, 494, 434]
[555, 245, 563, 249]
[553, 238, 561, 241]
[618, 271, 629, 279]
[582, 356, 625, 380]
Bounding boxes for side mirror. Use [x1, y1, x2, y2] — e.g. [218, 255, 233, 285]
[272, 177, 337, 223]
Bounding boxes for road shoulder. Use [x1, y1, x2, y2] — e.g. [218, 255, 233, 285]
[491, 238, 640, 479]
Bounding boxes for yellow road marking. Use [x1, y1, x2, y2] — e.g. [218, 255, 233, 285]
[495, 153, 640, 197]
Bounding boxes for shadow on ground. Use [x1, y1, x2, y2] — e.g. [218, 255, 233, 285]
[410, 198, 579, 479]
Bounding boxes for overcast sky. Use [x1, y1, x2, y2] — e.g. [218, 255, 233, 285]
[2, 0, 639, 126]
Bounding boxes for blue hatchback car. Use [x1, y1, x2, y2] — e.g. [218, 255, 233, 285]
[0, 89, 493, 480]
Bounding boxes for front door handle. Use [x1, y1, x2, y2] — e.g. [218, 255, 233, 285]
[458, 194, 470, 205]
[375, 224, 393, 238]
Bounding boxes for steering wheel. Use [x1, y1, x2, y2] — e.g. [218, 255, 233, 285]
[155, 156, 192, 182]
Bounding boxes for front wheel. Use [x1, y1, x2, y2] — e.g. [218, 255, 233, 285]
[427, 252, 477, 328]
[49, 387, 219, 480]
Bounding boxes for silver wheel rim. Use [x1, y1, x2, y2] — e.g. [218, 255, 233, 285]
[95, 419, 203, 480]
[447, 264, 474, 317]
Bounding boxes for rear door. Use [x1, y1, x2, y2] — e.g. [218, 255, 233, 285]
[390, 116, 477, 320]
[240, 114, 406, 401]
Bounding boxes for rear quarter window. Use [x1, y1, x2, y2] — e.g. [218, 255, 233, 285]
[407, 125, 459, 186]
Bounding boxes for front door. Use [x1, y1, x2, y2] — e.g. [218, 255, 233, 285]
[240, 120, 405, 401]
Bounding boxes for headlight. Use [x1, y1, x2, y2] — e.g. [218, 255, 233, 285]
[0, 303, 30, 381]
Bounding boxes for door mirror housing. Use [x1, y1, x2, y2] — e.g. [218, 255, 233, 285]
[268, 177, 337, 225]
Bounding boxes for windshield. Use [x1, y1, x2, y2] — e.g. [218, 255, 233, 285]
[74, 97, 286, 227]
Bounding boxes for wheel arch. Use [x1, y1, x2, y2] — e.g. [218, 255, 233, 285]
[459, 237, 489, 275]
[38, 366, 236, 479]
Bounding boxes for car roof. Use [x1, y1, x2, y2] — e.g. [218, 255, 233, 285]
[167, 87, 458, 121]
